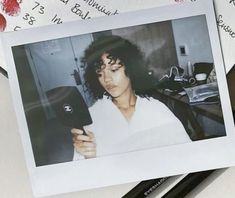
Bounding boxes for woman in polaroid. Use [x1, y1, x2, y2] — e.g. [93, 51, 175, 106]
[72, 35, 191, 160]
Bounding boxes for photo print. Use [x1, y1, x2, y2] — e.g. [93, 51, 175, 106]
[1, 0, 235, 196]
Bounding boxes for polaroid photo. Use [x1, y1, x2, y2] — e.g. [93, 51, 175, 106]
[1, 0, 235, 196]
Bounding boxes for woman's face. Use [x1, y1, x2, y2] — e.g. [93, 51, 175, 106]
[96, 53, 132, 98]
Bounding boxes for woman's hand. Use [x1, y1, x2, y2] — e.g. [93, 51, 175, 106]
[71, 128, 96, 159]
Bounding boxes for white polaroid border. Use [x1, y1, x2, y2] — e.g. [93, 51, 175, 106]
[1, 0, 235, 197]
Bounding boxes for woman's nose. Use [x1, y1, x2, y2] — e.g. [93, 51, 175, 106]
[103, 70, 112, 83]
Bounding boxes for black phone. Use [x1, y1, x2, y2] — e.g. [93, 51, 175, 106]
[46, 86, 92, 135]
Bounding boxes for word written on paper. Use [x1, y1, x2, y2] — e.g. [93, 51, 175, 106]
[217, 1, 235, 39]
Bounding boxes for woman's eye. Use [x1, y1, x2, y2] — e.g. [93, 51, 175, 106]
[111, 67, 121, 73]
[111, 68, 119, 72]
[97, 73, 103, 77]
[111, 65, 121, 72]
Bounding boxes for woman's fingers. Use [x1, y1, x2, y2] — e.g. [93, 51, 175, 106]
[71, 128, 84, 135]
[72, 129, 95, 142]
[73, 141, 96, 154]
[83, 152, 96, 159]
[72, 128, 96, 158]
[73, 144, 96, 152]
[86, 131, 94, 138]
[73, 134, 93, 142]
[73, 141, 96, 148]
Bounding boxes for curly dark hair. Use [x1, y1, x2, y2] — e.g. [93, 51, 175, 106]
[82, 35, 153, 99]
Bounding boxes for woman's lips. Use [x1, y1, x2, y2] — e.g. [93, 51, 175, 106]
[105, 84, 117, 91]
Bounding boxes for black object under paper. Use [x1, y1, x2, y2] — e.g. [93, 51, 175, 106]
[0, 66, 8, 78]
[46, 86, 92, 135]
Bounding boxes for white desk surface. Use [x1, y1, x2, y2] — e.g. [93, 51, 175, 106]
[186, 168, 235, 198]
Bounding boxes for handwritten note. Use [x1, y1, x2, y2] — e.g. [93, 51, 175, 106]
[0, 0, 234, 72]
[214, 0, 235, 72]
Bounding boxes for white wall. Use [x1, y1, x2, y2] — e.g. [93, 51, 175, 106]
[111, 22, 178, 80]
[172, 15, 214, 73]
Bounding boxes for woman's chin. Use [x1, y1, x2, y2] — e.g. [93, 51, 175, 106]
[108, 92, 121, 99]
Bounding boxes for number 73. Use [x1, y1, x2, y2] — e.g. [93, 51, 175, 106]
[32, 1, 45, 14]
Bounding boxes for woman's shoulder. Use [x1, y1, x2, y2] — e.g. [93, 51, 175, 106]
[138, 96, 176, 118]
[88, 96, 111, 114]
[138, 96, 167, 109]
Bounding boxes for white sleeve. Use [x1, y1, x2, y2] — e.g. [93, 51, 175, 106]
[73, 149, 85, 161]
[148, 98, 192, 142]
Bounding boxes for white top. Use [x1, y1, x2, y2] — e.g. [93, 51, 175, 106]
[73, 96, 191, 160]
